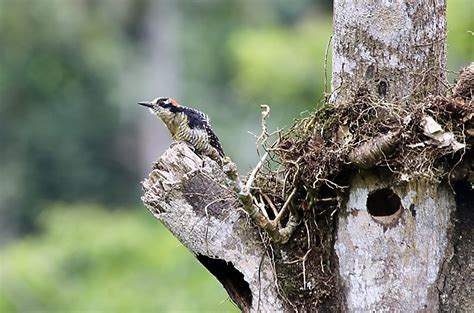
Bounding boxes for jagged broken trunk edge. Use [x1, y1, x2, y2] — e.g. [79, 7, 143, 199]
[141, 143, 289, 312]
[331, 1, 460, 311]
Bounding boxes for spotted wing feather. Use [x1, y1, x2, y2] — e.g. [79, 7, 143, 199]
[183, 107, 225, 157]
[204, 124, 225, 157]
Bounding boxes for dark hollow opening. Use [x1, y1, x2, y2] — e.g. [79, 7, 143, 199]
[367, 188, 401, 217]
[377, 80, 388, 97]
[197, 254, 252, 311]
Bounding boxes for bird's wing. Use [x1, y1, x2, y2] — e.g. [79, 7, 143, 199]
[184, 107, 209, 129]
[204, 123, 225, 157]
[184, 107, 224, 157]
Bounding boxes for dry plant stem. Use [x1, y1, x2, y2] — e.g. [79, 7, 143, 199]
[273, 188, 296, 225]
[261, 192, 280, 218]
[224, 103, 299, 243]
[223, 157, 299, 244]
[257, 104, 270, 147]
[324, 35, 333, 100]
[245, 152, 269, 192]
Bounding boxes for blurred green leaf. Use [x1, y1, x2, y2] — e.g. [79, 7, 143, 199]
[0, 0, 140, 232]
[446, 0, 474, 73]
[0, 204, 238, 313]
[229, 17, 332, 109]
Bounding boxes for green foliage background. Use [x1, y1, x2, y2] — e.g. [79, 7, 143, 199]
[0, 0, 140, 233]
[0, 0, 471, 311]
[0, 205, 238, 312]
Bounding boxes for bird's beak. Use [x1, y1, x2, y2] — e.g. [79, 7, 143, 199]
[138, 101, 154, 108]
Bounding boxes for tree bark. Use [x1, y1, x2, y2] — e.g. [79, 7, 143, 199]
[334, 173, 455, 311]
[332, 0, 447, 104]
[141, 144, 289, 312]
[332, 1, 471, 311]
[141, 1, 472, 312]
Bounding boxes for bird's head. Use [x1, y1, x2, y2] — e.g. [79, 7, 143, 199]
[138, 97, 181, 116]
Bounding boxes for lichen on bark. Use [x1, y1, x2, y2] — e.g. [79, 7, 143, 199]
[332, 0, 447, 104]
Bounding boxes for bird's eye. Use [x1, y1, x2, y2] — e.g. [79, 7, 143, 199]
[157, 98, 170, 108]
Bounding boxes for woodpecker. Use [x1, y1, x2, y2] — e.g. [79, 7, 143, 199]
[138, 97, 224, 160]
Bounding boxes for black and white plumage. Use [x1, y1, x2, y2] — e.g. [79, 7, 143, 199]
[138, 97, 224, 160]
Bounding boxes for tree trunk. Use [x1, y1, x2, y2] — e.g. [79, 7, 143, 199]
[331, 0, 447, 104]
[332, 1, 471, 311]
[142, 144, 288, 312]
[141, 1, 472, 311]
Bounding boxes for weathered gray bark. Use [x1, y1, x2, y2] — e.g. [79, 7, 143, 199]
[335, 173, 455, 311]
[332, 0, 447, 104]
[141, 144, 289, 312]
[332, 1, 469, 311]
[142, 142, 343, 312]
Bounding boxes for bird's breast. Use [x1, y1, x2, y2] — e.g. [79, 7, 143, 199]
[159, 111, 185, 136]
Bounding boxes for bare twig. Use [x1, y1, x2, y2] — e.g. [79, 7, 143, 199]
[223, 156, 297, 244]
[261, 192, 279, 218]
[324, 35, 333, 100]
[274, 188, 297, 225]
[257, 104, 271, 148]
[245, 152, 269, 191]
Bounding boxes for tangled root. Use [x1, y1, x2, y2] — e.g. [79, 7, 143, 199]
[245, 64, 472, 309]
[252, 64, 473, 217]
